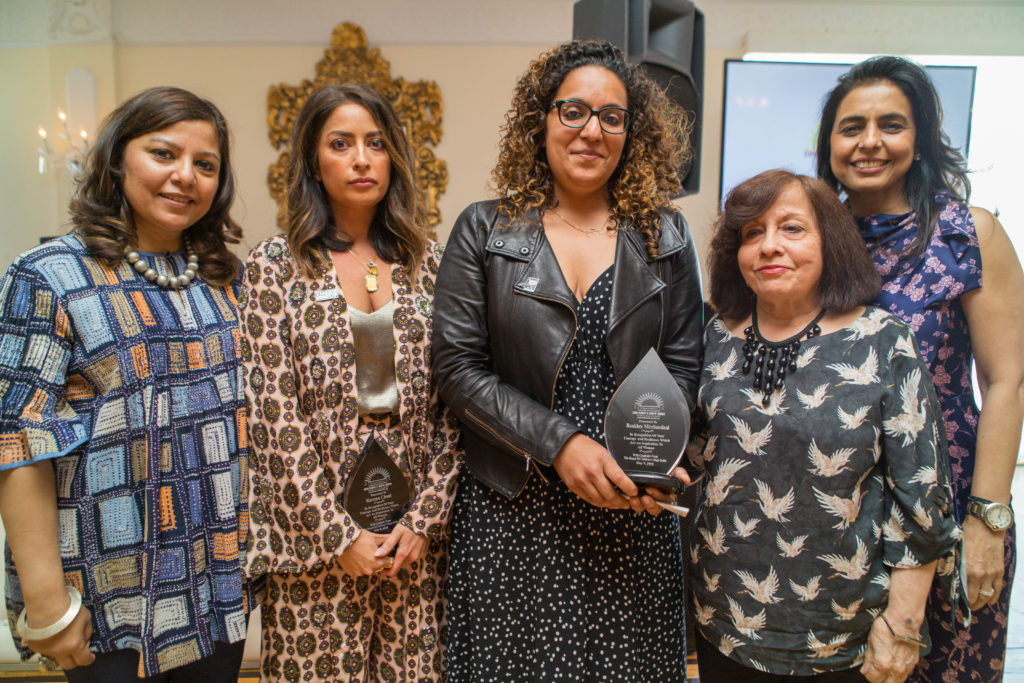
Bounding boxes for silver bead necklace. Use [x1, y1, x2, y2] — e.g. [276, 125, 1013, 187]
[124, 241, 200, 290]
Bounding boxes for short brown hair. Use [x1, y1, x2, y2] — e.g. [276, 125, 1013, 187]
[709, 170, 880, 319]
[70, 86, 241, 285]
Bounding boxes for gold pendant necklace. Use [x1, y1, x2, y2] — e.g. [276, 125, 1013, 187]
[347, 248, 380, 293]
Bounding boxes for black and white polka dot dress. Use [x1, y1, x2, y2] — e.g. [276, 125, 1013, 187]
[448, 268, 688, 682]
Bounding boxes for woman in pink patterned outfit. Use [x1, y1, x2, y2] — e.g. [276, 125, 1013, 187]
[240, 84, 461, 682]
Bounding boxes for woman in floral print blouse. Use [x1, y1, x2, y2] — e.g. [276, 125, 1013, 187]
[240, 84, 461, 683]
[689, 170, 963, 682]
[818, 56, 1024, 682]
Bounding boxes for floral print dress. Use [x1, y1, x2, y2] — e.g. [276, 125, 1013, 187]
[857, 194, 1015, 683]
[240, 237, 462, 682]
[690, 308, 961, 675]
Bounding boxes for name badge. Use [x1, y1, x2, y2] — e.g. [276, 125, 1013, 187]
[520, 277, 539, 293]
[314, 288, 340, 301]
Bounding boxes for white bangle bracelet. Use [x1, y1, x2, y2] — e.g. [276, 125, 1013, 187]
[16, 585, 83, 641]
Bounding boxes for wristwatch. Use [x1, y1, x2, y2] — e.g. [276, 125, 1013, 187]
[966, 496, 1014, 531]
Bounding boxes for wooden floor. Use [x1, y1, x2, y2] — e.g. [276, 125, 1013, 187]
[0, 662, 694, 682]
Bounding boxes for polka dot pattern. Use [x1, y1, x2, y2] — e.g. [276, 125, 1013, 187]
[448, 268, 688, 681]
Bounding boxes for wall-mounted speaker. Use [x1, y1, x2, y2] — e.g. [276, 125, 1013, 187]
[573, 0, 705, 196]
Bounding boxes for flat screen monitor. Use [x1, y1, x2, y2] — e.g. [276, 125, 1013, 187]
[719, 60, 976, 200]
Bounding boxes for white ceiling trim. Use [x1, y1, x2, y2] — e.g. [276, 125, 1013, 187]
[2, 0, 1021, 54]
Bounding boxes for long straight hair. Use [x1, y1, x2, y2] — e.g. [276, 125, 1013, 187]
[70, 86, 242, 285]
[817, 56, 970, 255]
[286, 83, 424, 279]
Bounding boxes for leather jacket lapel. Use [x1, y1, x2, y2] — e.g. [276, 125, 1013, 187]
[514, 233, 576, 308]
[609, 230, 665, 334]
[485, 215, 577, 309]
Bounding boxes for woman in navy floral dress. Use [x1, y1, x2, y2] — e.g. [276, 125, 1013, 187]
[818, 56, 1024, 682]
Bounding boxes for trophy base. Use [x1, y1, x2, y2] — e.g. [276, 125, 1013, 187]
[624, 471, 682, 494]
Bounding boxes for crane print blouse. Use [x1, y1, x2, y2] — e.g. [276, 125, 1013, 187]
[689, 307, 961, 675]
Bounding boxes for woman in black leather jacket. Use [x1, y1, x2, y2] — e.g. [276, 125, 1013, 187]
[433, 41, 704, 681]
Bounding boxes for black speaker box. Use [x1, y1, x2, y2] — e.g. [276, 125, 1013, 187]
[573, 0, 704, 196]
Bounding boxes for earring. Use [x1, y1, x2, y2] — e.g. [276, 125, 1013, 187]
[914, 153, 921, 161]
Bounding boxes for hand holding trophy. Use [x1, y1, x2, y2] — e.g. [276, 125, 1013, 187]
[343, 439, 412, 534]
[604, 348, 691, 516]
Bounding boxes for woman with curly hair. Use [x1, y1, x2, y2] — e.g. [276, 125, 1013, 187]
[0, 86, 251, 680]
[433, 41, 704, 681]
[240, 83, 461, 682]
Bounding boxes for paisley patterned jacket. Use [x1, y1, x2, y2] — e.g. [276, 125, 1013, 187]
[240, 236, 462, 578]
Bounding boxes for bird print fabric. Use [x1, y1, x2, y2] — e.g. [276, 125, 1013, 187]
[689, 307, 961, 675]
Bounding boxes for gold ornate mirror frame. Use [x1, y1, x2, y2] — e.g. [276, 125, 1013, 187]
[266, 23, 447, 236]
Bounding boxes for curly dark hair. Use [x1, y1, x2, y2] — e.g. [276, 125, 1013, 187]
[816, 55, 970, 255]
[709, 170, 880, 320]
[491, 40, 691, 257]
[69, 86, 242, 286]
[286, 83, 424, 279]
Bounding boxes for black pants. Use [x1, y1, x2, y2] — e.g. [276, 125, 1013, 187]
[63, 640, 245, 683]
[696, 632, 869, 683]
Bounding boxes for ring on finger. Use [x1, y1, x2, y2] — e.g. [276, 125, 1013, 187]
[36, 655, 58, 672]
[978, 587, 995, 597]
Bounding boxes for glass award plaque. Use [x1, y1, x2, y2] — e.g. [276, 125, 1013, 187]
[342, 438, 412, 534]
[604, 347, 690, 494]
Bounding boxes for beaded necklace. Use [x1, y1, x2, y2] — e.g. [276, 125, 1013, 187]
[742, 308, 826, 406]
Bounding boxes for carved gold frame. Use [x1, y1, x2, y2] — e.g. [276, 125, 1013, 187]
[266, 23, 447, 235]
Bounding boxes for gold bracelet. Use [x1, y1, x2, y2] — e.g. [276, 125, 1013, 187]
[879, 612, 927, 648]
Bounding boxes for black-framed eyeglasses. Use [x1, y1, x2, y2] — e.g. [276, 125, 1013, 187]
[548, 99, 633, 134]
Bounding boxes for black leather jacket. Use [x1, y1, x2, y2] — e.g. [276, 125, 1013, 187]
[433, 199, 704, 499]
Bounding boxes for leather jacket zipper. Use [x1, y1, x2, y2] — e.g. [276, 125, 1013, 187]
[517, 290, 579, 411]
[464, 406, 531, 469]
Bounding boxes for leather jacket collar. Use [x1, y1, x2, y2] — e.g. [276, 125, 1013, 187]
[487, 209, 684, 344]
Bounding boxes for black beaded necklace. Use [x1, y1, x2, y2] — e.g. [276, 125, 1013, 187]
[742, 308, 826, 406]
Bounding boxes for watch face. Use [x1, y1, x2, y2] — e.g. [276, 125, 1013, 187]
[988, 505, 1014, 530]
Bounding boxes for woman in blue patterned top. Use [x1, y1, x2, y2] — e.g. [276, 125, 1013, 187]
[818, 56, 1024, 682]
[0, 87, 251, 681]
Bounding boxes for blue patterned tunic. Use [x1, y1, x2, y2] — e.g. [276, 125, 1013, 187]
[857, 194, 1015, 682]
[0, 234, 250, 676]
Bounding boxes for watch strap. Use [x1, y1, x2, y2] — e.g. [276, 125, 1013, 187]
[966, 495, 1013, 530]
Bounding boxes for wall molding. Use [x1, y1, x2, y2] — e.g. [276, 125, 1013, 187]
[2, 0, 1021, 56]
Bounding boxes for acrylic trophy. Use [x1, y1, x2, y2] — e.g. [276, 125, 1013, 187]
[342, 439, 411, 534]
[604, 347, 691, 505]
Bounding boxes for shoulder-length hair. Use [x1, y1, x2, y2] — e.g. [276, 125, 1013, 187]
[709, 170, 880, 320]
[492, 40, 691, 257]
[70, 86, 242, 286]
[816, 55, 970, 255]
[286, 83, 424, 279]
